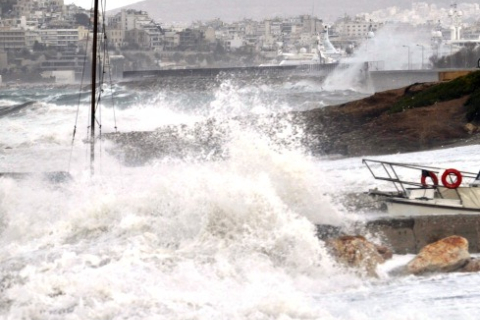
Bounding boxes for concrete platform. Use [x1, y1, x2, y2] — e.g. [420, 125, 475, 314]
[365, 214, 480, 254]
[317, 214, 480, 254]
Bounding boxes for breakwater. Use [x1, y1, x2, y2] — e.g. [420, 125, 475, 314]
[123, 63, 341, 79]
[123, 64, 477, 94]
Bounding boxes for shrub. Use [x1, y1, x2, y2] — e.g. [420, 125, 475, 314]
[465, 89, 480, 122]
[388, 71, 480, 114]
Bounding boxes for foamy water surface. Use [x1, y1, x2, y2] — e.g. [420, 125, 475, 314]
[0, 77, 479, 319]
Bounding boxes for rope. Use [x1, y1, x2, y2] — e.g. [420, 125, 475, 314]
[68, 29, 91, 172]
[68, 0, 119, 174]
[103, 32, 118, 132]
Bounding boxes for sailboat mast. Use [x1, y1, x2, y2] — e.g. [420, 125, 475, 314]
[90, 0, 99, 174]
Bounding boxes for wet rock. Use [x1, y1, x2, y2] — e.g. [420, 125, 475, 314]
[376, 244, 394, 260]
[104, 75, 480, 164]
[406, 235, 470, 275]
[326, 235, 391, 277]
[464, 123, 478, 134]
[459, 258, 480, 272]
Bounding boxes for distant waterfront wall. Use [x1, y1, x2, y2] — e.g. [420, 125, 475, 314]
[369, 69, 477, 92]
[369, 70, 439, 92]
[123, 63, 340, 79]
[123, 65, 477, 94]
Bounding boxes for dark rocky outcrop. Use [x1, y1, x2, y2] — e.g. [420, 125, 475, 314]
[105, 72, 480, 165]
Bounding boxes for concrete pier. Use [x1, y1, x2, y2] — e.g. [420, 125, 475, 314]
[364, 215, 480, 254]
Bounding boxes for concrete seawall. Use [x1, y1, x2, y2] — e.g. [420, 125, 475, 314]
[365, 215, 480, 254]
[369, 69, 477, 92]
[317, 214, 480, 254]
[123, 63, 340, 78]
[124, 65, 476, 94]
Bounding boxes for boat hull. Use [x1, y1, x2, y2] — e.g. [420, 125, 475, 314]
[386, 197, 480, 217]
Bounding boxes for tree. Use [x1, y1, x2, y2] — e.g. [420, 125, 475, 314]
[431, 45, 480, 69]
[185, 54, 196, 65]
[33, 41, 46, 51]
[19, 48, 33, 60]
[214, 42, 226, 55]
[172, 52, 183, 63]
[74, 13, 90, 27]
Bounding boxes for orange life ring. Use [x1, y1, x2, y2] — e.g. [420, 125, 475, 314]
[421, 170, 438, 186]
[441, 169, 462, 189]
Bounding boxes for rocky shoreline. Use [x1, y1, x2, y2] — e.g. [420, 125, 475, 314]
[297, 82, 479, 157]
[324, 234, 480, 278]
[105, 78, 480, 165]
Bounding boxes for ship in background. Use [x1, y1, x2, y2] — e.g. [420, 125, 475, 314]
[122, 26, 343, 80]
[260, 25, 342, 67]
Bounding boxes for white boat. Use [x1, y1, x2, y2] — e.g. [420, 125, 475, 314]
[363, 159, 480, 216]
[278, 49, 323, 66]
[260, 26, 341, 67]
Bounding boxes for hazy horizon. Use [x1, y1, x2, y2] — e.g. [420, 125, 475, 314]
[112, 0, 479, 24]
[65, 0, 140, 10]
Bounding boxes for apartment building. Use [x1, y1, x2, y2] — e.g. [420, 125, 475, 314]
[108, 9, 150, 32]
[12, 0, 35, 18]
[0, 28, 27, 50]
[13, 0, 65, 17]
[38, 28, 78, 48]
[106, 28, 125, 48]
[333, 17, 382, 40]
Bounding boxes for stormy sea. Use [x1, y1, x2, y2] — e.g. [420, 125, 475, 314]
[1, 70, 480, 319]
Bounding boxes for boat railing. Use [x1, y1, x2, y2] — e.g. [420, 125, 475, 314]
[362, 159, 478, 195]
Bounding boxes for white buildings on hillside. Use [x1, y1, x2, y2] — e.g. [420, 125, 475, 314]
[0, 0, 479, 70]
[333, 17, 382, 39]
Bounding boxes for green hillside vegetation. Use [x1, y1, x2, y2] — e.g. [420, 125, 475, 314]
[389, 70, 480, 122]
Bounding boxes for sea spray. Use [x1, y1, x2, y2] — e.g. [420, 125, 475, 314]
[322, 23, 434, 93]
[5, 75, 478, 318]
[0, 126, 361, 318]
[322, 61, 373, 93]
[0, 78, 359, 317]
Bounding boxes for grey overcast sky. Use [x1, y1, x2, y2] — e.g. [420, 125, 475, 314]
[65, 0, 139, 10]
[115, 0, 477, 24]
[66, 0, 478, 23]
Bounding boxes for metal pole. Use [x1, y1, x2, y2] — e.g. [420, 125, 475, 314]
[403, 45, 410, 70]
[417, 44, 424, 69]
[421, 45, 423, 69]
[90, 0, 99, 175]
[409, 48, 411, 70]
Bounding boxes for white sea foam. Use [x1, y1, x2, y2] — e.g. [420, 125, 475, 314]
[1, 78, 479, 319]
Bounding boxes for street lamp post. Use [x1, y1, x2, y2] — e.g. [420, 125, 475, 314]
[417, 44, 425, 69]
[403, 45, 411, 70]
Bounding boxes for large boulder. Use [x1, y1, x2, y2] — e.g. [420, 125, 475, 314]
[326, 235, 392, 277]
[406, 235, 470, 275]
[459, 258, 480, 272]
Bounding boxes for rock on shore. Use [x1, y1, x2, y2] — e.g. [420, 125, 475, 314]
[105, 79, 479, 165]
[406, 236, 470, 275]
